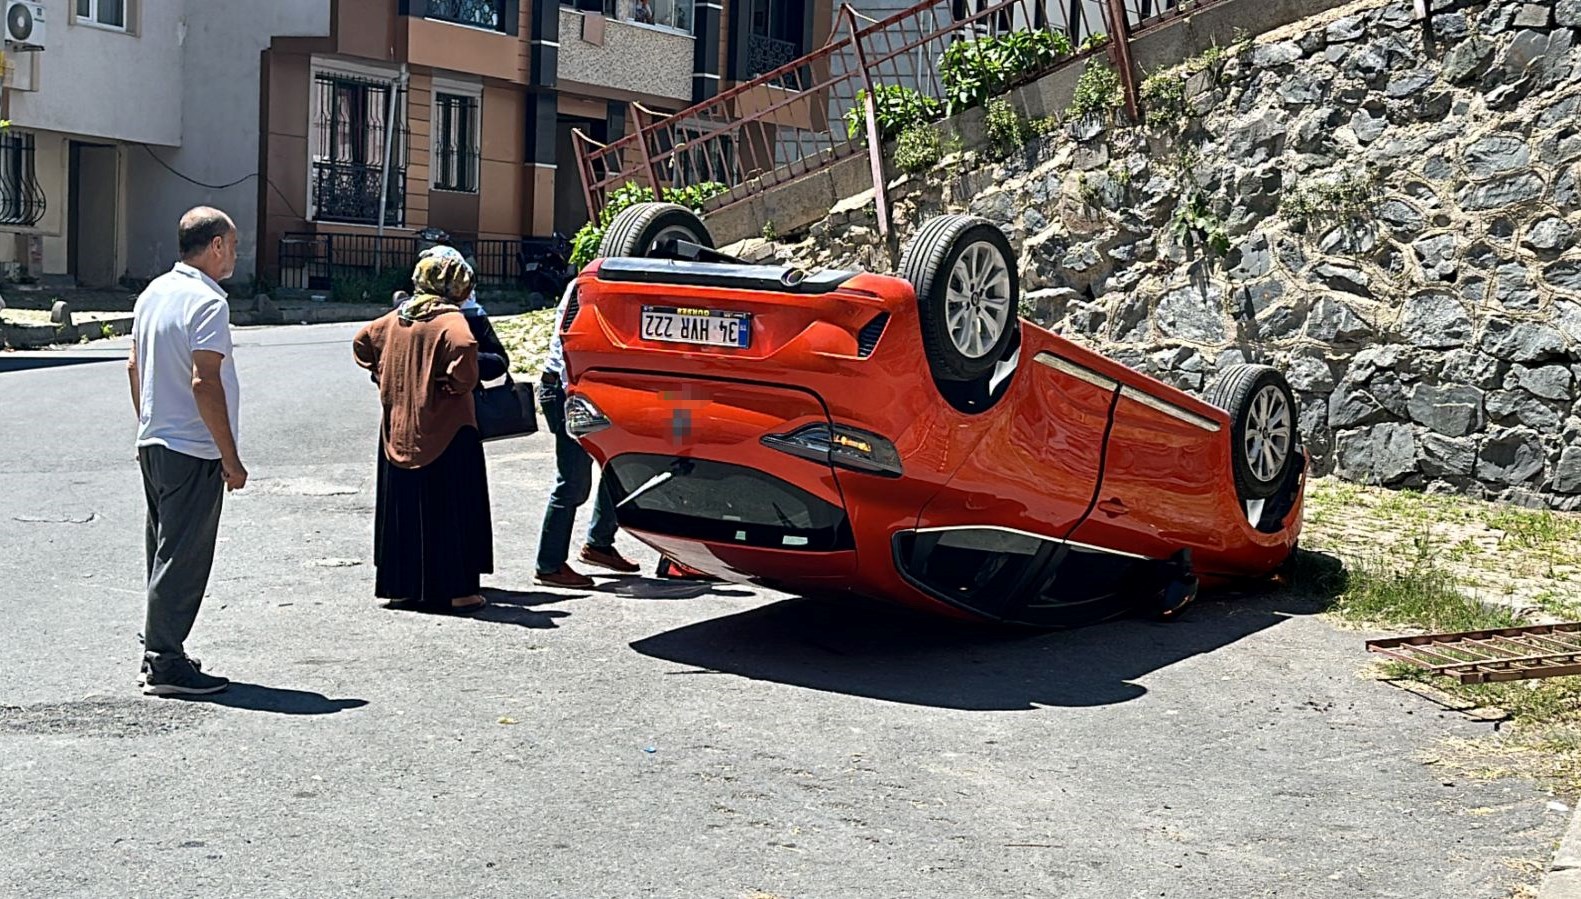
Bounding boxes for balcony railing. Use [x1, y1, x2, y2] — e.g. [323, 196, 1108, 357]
[426, 0, 505, 30]
[746, 33, 800, 84]
[311, 161, 405, 227]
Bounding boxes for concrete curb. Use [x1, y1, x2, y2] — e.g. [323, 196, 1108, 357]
[1539, 803, 1581, 898]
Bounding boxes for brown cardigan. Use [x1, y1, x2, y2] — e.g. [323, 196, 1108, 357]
[353, 309, 481, 468]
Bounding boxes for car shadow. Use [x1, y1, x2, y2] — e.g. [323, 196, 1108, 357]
[597, 576, 757, 601]
[630, 550, 1348, 712]
[0, 353, 128, 373]
[168, 683, 368, 715]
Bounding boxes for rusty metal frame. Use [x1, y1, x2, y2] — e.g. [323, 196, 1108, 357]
[571, 0, 1242, 225]
[1367, 623, 1581, 684]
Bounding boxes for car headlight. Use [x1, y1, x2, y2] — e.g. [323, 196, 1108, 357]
[761, 423, 902, 478]
[565, 394, 611, 437]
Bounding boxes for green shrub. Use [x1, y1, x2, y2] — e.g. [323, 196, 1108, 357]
[1139, 68, 1188, 132]
[939, 29, 1075, 115]
[1066, 61, 1124, 119]
[331, 265, 412, 304]
[845, 84, 943, 143]
[569, 180, 728, 268]
[1080, 32, 1109, 53]
[893, 121, 943, 172]
[983, 98, 1035, 159]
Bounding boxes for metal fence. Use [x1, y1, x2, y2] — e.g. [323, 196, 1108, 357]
[276, 232, 563, 293]
[572, 0, 1228, 231]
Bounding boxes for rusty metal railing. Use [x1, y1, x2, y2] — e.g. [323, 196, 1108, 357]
[572, 0, 1236, 235]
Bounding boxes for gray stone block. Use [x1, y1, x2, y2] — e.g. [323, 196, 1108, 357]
[50, 300, 71, 327]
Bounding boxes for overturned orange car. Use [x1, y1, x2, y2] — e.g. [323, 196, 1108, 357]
[559, 202, 1305, 628]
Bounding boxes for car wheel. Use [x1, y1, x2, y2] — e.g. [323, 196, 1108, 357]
[599, 202, 713, 259]
[901, 214, 1019, 383]
[1205, 364, 1299, 501]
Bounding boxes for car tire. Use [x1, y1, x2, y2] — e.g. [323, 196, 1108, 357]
[900, 214, 1019, 383]
[1205, 363, 1300, 501]
[599, 202, 713, 259]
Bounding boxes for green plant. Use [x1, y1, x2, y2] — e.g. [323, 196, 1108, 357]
[1139, 68, 1188, 132]
[893, 120, 943, 172]
[331, 265, 412, 304]
[1080, 32, 1108, 52]
[1066, 61, 1124, 119]
[845, 84, 943, 143]
[100, 322, 114, 340]
[761, 220, 778, 241]
[1170, 190, 1230, 260]
[984, 98, 1038, 159]
[569, 180, 728, 268]
[1283, 169, 1379, 231]
[939, 29, 1074, 114]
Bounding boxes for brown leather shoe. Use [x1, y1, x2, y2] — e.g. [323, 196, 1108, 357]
[580, 545, 639, 574]
[535, 565, 595, 588]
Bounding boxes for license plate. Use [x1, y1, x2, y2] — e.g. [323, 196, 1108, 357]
[641, 306, 751, 349]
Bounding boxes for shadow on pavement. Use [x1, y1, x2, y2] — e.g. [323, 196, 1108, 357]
[170, 683, 368, 715]
[631, 550, 1348, 712]
[599, 576, 757, 601]
[0, 353, 127, 374]
[482, 588, 589, 609]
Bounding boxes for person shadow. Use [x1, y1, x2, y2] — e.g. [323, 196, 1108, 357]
[630, 549, 1349, 712]
[171, 684, 368, 715]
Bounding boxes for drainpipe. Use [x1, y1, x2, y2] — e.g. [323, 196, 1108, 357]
[376, 63, 409, 274]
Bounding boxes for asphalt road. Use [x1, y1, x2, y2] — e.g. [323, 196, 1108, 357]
[0, 323, 1566, 898]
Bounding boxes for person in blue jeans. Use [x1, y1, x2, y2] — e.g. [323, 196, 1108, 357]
[534, 286, 637, 587]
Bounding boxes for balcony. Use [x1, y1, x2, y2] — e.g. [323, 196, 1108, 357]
[424, 0, 509, 31]
[310, 161, 405, 227]
[558, 5, 693, 103]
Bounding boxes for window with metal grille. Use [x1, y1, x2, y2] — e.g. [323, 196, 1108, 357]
[433, 93, 479, 193]
[0, 131, 45, 227]
[310, 72, 407, 226]
[425, 0, 507, 30]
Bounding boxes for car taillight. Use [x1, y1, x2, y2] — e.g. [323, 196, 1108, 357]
[761, 424, 902, 478]
[565, 394, 611, 437]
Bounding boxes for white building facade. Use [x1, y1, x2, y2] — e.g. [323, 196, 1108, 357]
[0, 0, 329, 288]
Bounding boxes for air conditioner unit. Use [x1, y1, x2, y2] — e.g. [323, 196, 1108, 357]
[5, 1, 45, 51]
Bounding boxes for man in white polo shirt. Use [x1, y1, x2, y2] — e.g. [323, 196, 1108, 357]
[126, 206, 247, 696]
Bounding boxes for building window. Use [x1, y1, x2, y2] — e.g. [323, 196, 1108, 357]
[604, 0, 693, 32]
[433, 93, 480, 193]
[0, 131, 44, 226]
[310, 72, 407, 226]
[426, 0, 507, 31]
[74, 0, 127, 29]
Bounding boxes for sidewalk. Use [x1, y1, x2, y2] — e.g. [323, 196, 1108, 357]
[2, 294, 541, 350]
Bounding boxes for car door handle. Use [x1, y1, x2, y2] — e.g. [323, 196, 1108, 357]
[1098, 497, 1127, 517]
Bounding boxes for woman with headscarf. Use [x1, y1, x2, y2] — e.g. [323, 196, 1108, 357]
[353, 253, 493, 614]
[417, 243, 510, 380]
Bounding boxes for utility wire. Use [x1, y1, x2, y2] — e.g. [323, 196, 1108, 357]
[139, 144, 307, 219]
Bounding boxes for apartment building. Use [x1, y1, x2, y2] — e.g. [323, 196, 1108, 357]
[0, 0, 839, 289]
[0, 0, 329, 287]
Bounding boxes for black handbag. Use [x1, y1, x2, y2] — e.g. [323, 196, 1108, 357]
[474, 373, 539, 441]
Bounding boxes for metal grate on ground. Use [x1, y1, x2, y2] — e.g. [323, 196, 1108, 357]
[1367, 623, 1581, 684]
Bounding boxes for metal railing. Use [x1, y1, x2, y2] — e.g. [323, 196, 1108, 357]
[425, 0, 507, 30]
[276, 232, 567, 295]
[572, 0, 1234, 233]
[311, 161, 406, 227]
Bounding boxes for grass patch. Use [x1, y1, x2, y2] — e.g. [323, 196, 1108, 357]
[493, 308, 559, 377]
[1330, 556, 1519, 633]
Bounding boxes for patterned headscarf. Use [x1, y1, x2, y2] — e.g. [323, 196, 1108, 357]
[399, 252, 474, 321]
[417, 244, 484, 315]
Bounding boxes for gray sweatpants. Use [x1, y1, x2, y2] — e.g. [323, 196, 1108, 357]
[139, 445, 225, 660]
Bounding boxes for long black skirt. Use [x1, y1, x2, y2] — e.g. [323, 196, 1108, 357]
[374, 426, 494, 610]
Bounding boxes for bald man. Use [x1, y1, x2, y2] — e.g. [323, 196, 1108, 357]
[126, 206, 246, 696]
